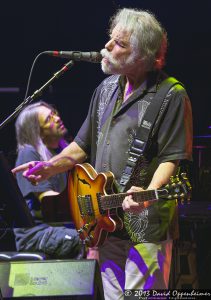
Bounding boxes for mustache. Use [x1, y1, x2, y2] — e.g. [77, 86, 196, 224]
[100, 49, 117, 64]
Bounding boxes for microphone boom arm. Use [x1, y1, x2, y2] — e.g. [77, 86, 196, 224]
[0, 60, 74, 130]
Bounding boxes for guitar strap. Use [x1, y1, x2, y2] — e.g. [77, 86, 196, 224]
[119, 77, 184, 190]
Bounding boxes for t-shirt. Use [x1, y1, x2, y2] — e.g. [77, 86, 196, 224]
[15, 145, 67, 222]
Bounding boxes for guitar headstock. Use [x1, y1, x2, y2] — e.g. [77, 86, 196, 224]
[158, 173, 192, 203]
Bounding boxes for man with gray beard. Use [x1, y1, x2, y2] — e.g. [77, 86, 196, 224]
[13, 8, 193, 299]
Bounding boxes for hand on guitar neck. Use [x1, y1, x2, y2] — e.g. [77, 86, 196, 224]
[122, 186, 153, 213]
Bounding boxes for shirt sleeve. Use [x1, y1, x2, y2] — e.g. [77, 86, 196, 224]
[74, 87, 99, 162]
[156, 85, 193, 163]
[15, 145, 53, 197]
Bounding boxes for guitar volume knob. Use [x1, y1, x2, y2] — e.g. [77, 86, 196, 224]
[77, 228, 84, 234]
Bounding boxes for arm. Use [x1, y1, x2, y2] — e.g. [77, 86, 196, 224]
[48, 141, 87, 173]
[12, 141, 87, 183]
[147, 160, 179, 190]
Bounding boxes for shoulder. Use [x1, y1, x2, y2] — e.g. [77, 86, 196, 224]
[157, 75, 190, 109]
[169, 82, 190, 108]
[162, 76, 187, 97]
[18, 145, 38, 156]
[16, 145, 40, 166]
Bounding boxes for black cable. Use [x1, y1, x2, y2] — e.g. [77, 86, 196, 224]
[23, 51, 48, 100]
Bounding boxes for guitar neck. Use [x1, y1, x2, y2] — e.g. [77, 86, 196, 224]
[101, 189, 158, 210]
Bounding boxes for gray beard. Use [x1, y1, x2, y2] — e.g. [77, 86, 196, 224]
[101, 62, 115, 74]
[100, 50, 138, 75]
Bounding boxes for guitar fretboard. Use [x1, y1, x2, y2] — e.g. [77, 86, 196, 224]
[101, 190, 158, 210]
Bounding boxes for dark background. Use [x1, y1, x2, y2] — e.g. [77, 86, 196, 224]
[0, 1, 211, 288]
[0, 0, 211, 176]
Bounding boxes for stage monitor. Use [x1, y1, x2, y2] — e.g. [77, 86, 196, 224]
[0, 259, 104, 299]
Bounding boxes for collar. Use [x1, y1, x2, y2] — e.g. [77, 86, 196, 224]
[118, 70, 168, 97]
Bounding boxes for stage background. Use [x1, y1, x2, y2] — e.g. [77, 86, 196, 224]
[0, 1, 211, 289]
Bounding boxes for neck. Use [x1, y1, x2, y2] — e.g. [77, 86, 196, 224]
[44, 138, 60, 150]
[123, 72, 147, 101]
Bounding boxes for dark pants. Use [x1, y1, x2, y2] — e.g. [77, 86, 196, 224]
[14, 223, 80, 258]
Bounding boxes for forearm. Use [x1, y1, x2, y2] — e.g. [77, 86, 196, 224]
[48, 141, 87, 175]
[147, 160, 179, 190]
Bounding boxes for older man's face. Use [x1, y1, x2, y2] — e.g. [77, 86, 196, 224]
[101, 25, 139, 75]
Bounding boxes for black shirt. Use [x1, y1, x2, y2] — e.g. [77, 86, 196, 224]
[74, 71, 193, 242]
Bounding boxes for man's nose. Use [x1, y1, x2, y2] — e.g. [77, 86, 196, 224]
[54, 115, 61, 122]
[105, 39, 114, 52]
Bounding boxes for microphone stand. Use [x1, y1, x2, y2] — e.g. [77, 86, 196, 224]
[0, 60, 74, 130]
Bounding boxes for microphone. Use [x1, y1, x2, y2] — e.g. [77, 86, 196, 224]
[44, 51, 102, 63]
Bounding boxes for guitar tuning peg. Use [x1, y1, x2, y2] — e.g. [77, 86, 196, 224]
[170, 176, 175, 183]
[181, 172, 192, 191]
[181, 172, 187, 180]
[175, 175, 180, 182]
[165, 183, 170, 189]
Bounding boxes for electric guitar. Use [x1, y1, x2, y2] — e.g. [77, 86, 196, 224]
[68, 163, 192, 247]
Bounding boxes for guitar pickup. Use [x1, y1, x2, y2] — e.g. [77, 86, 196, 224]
[77, 195, 94, 216]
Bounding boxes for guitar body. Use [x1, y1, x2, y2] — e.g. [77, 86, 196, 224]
[68, 163, 123, 247]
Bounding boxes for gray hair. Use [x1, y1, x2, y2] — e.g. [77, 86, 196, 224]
[110, 8, 167, 71]
[15, 101, 56, 161]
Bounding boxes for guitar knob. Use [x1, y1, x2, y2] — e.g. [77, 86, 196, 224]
[77, 228, 84, 234]
[83, 223, 89, 230]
